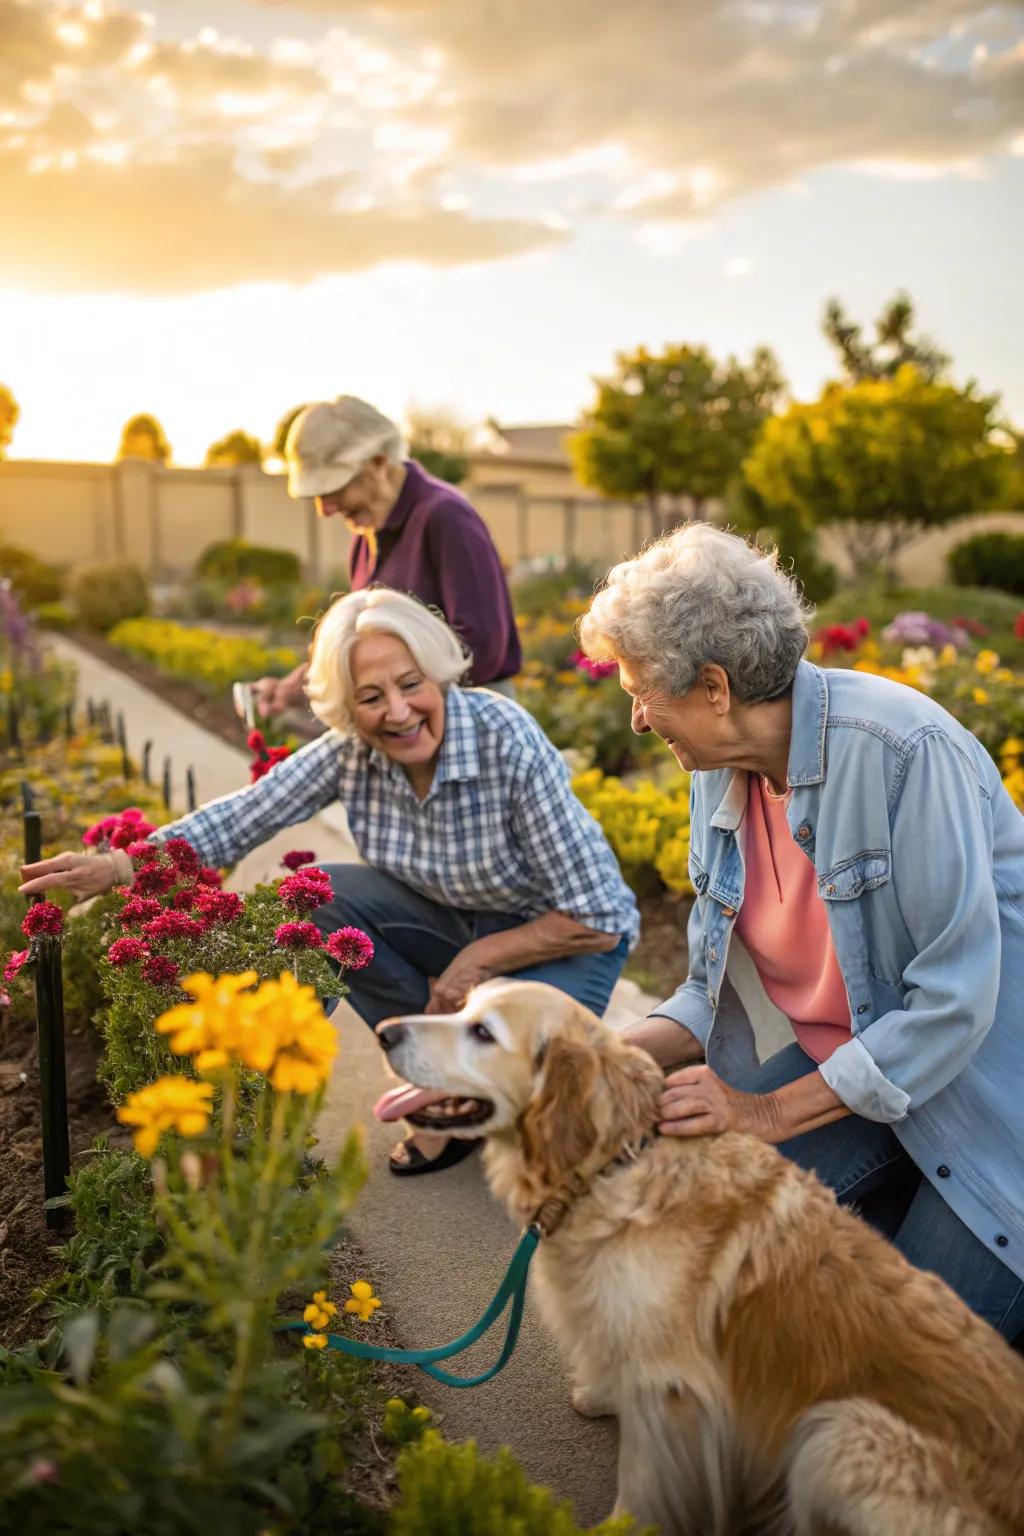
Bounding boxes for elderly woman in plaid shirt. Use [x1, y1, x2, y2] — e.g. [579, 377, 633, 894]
[24, 588, 638, 1177]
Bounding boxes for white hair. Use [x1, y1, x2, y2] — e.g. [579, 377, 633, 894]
[305, 588, 471, 733]
[579, 525, 812, 702]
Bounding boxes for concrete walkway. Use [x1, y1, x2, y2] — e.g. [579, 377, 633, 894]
[51, 634, 794, 1525]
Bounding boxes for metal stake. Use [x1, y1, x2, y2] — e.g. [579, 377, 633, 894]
[23, 810, 71, 1232]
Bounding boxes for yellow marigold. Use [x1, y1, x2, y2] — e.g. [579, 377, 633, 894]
[243, 972, 338, 1093]
[975, 649, 1000, 676]
[1003, 768, 1024, 810]
[116, 1075, 214, 1158]
[993, 668, 1015, 684]
[972, 687, 990, 705]
[344, 1279, 381, 1322]
[303, 1289, 339, 1330]
[303, 1334, 328, 1350]
[937, 643, 958, 666]
[155, 972, 259, 1063]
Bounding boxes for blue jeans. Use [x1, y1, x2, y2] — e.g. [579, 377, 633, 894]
[734, 1042, 1024, 1342]
[314, 865, 629, 1027]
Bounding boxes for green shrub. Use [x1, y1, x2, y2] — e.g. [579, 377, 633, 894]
[391, 1432, 642, 1534]
[196, 539, 302, 586]
[106, 616, 300, 698]
[70, 561, 150, 633]
[948, 530, 1024, 597]
[512, 558, 603, 620]
[0, 543, 64, 607]
[33, 600, 73, 630]
[39, 1142, 159, 1319]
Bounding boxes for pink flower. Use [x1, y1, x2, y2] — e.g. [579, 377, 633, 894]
[131, 862, 176, 896]
[325, 926, 374, 970]
[162, 838, 200, 876]
[142, 912, 204, 943]
[83, 807, 157, 850]
[278, 867, 333, 915]
[126, 840, 160, 864]
[22, 902, 64, 939]
[107, 937, 149, 967]
[274, 921, 325, 951]
[571, 649, 619, 681]
[194, 890, 244, 925]
[142, 954, 179, 987]
[109, 819, 156, 850]
[281, 849, 317, 871]
[1015, 612, 1024, 642]
[197, 866, 223, 887]
[171, 888, 197, 910]
[4, 949, 31, 982]
[119, 896, 163, 927]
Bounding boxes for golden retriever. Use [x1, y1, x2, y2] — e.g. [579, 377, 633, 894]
[375, 979, 1024, 1536]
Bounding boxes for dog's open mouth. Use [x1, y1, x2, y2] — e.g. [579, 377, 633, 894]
[373, 1083, 494, 1129]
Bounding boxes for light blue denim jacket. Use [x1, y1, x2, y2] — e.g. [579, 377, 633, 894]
[653, 659, 1024, 1280]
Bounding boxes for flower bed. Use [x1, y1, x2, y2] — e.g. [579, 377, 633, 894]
[106, 616, 301, 697]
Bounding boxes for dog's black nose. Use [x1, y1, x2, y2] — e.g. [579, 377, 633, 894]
[376, 1022, 406, 1053]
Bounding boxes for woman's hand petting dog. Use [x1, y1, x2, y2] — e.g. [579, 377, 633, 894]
[658, 1064, 784, 1142]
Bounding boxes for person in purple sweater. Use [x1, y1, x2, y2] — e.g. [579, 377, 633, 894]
[251, 396, 521, 716]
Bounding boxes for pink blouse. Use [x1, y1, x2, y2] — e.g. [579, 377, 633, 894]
[734, 774, 852, 1063]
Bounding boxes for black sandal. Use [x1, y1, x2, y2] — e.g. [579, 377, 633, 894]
[388, 1136, 482, 1178]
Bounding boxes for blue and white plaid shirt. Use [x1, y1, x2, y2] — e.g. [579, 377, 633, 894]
[158, 688, 639, 946]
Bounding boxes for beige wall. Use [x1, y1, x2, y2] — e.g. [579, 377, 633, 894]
[818, 511, 1024, 586]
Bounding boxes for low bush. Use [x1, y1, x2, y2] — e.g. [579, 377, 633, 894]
[573, 768, 692, 898]
[948, 530, 1024, 597]
[0, 543, 64, 608]
[106, 616, 299, 697]
[70, 561, 149, 633]
[33, 600, 73, 630]
[196, 539, 302, 586]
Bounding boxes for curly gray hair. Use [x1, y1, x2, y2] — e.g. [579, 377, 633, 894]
[579, 525, 812, 701]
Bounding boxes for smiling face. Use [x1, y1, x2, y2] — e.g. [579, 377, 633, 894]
[315, 456, 402, 533]
[617, 656, 732, 772]
[350, 632, 446, 774]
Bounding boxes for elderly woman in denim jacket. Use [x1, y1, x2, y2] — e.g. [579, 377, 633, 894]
[581, 524, 1024, 1340]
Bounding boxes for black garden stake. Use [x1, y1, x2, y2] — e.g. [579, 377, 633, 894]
[186, 766, 197, 812]
[162, 756, 172, 812]
[116, 711, 130, 780]
[23, 810, 71, 1231]
[142, 739, 153, 784]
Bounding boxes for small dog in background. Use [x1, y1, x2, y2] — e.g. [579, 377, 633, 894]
[376, 979, 1024, 1536]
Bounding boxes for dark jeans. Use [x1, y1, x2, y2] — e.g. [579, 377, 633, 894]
[314, 865, 629, 1027]
[734, 1041, 1024, 1342]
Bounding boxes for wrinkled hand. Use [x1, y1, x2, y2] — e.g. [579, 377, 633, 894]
[19, 851, 119, 902]
[658, 1063, 783, 1142]
[424, 952, 494, 1016]
[252, 666, 307, 718]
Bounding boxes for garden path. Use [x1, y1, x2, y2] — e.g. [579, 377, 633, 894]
[51, 634, 793, 1525]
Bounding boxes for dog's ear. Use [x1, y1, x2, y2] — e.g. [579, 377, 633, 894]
[519, 1035, 598, 1194]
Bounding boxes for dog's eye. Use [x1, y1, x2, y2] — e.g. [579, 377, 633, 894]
[469, 1022, 496, 1044]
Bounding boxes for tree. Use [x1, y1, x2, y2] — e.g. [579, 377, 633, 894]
[271, 405, 309, 461]
[204, 430, 264, 469]
[568, 343, 785, 536]
[405, 405, 471, 485]
[742, 366, 1010, 581]
[117, 413, 171, 465]
[823, 291, 950, 384]
[0, 382, 19, 458]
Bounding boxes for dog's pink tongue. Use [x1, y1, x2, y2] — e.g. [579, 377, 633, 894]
[373, 1084, 448, 1123]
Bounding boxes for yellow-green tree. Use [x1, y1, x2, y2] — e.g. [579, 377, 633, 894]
[204, 429, 264, 469]
[406, 404, 471, 485]
[569, 343, 784, 536]
[0, 382, 19, 458]
[117, 413, 171, 465]
[742, 366, 1009, 580]
[271, 404, 308, 460]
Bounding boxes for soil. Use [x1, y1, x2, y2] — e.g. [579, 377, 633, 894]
[624, 890, 693, 1000]
[0, 1008, 116, 1350]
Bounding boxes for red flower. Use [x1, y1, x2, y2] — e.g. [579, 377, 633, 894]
[83, 807, 156, 850]
[4, 949, 30, 982]
[197, 865, 223, 887]
[142, 912, 204, 943]
[131, 862, 177, 896]
[162, 838, 200, 875]
[250, 745, 292, 783]
[281, 849, 317, 871]
[571, 649, 619, 680]
[325, 926, 374, 970]
[107, 937, 149, 966]
[126, 840, 160, 864]
[194, 889, 244, 925]
[278, 867, 333, 914]
[22, 902, 64, 939]
[274, 921, 325, 950]
[247, 728, 267, 755]
[171, 888, 197, 910]
[1014, 612, 1024, 641]
[119, 896, 163, 927]
[142, 954, 179, 987]
[854, 617, 870, 637]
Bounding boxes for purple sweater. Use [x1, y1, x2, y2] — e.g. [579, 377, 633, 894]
[349, 461, 522, 685]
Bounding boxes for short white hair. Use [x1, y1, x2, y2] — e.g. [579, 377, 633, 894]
[305, 588, 471, 732]
[579, 524, 811, 702]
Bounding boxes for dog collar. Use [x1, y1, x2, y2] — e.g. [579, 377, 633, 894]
[528, 1132, 658, 1238]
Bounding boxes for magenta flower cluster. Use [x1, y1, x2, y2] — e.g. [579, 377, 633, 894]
[278, 866, 334, 915]
[82, 807, 157, 850]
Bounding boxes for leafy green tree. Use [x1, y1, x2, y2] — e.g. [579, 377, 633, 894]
[0, 382, 19, 458]
[116, 413, 171, 465]
[406, 405, 471, 485]
[569, 343, 785, 535]
[204, 429, 264, 469]
[271, 404, 308, 460]
[823, 291, 950, 383]
[742, 366, 1009, 581]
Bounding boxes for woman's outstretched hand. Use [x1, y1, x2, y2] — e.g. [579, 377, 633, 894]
[658, 1063, 784, 1142]
[19, 852, 120, 902]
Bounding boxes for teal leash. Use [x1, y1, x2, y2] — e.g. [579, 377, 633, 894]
[277, 1223, 541, 1388]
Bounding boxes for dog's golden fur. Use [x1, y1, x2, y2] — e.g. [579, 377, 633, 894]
[382, 980, 1024, 1535]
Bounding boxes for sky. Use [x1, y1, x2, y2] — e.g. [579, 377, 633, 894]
[1, 0, 1022, 466]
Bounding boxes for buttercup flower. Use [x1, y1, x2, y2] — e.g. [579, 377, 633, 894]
[4, 949, 30, 982]
[975, 650, 1000, 676]
[972, 687, 990, 705]
[116, 1075, 214, 1157]
[303, 1334, 328, 1350]
[325, 927, 374, 970]
[275, 921, 325, 951]
[344, 1280, 381, 1322]
[107, 936, 149, 967]
[281, 849, 317, 871]
[22, 902, 64, 939]
[303, 1289, 338, 1330]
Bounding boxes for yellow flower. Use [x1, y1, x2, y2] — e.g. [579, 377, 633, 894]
[302, 1289, 339, 1330]
[0, 669, 12, 694]
[937, 643, 958, 666]
[155, 972, 259, 1058]
[972, 687, 990, 705]
[303, 1334, 328, 1350]
[993, 668, 1015, 684]
[807, 640, 824, 661]
[116, 1075, 214, 1158]
[344, 1279, 381, 1322]
[975, 649, 1000, 675]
